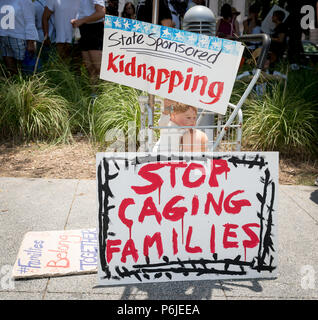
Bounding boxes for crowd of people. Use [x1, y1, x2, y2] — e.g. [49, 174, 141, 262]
[0, 0, 302, 79]
[0, 0, 206, 81]
[216, 3, 290, 69]
[0, 0, 107, 83]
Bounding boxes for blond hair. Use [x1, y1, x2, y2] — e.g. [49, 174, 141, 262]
[172, 103, 198, 114]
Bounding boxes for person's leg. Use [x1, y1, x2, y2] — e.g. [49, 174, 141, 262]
[81, 50, 95, 78]
[87, 49, 102, 83]
[56, 43, 63, 58]
[2, 36, 25, 75]
[3, 56, 18, 74]
[56, 43, 71, 60]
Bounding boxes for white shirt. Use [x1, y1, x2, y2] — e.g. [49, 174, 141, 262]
[46, 0, 80, 43]
[0, 0, 38, 40]
[153, 113, 187, 153]
[33, 0, 55, 42]
[78, 0, 105, 23]
[247, 25, 262, 50]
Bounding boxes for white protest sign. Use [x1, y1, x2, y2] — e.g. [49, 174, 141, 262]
[97, 152, 278, 286]
[12, 229, 97, 279]
[100, 16, 244, 115]
[261, 4, 289, 35]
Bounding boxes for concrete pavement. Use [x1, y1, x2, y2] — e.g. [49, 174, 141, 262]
[0, 177, 317, 300]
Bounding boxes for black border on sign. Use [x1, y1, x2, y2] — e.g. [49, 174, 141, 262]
[97, 153, 277, 282]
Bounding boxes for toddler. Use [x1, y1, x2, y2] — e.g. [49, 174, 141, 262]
[153, 100, 208, 153]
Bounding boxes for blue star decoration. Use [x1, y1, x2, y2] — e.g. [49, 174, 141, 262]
[104, 15, 241, 56]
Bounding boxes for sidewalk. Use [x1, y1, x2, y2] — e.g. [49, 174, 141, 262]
[0, 177, 317, 300]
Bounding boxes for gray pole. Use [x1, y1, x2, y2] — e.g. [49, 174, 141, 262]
[152, 0, 159, 24]
[148, 0, 159, 127]
[182, 5, 216, 146]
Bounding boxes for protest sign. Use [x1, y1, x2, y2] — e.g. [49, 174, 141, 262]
[97, 152, 278, 286]
[261, 4, 289, 35]
[100, 16, 244, 115]
[12, 229, 97, 279]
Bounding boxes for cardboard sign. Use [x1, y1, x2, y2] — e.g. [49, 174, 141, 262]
[97, 152, 278, 286]
[261, 4, 289, 35]
[100, 16, 244, 115]
[12, 229, 97, 279]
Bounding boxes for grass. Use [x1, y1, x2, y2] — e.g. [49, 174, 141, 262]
[92, 81, 142, 149]
[242, 68, 318, 158]
[0, 55, 144, 149]
[0, 73, 71, 143]
[43, 54, 93, 136]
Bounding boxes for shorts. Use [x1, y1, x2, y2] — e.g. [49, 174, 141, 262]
[0, 36, 26, 60]
[79, 22, 104, 51]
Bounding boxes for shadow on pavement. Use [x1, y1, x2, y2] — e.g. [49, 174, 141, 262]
[116, 278, 273, 299]
[310, 190, 318, 205]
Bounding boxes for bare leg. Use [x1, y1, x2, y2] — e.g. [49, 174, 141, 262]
[56, 43, 71, 60]
[81, 51, 95, 78]
[3, 56, 19, 75]
[87, 50, 102, 84]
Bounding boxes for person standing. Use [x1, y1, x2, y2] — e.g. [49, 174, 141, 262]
[231, 7, 240, 37]
[42, 0, 80, 59]
[33, 0, 55, 43]
[269, 10, 287, 66]
[187, 0, 205, 11]
[122, 2, 136, 19]
[243, 3, 262, 50]
[168, 0, 188, 29]
[71, 0, 106, 85]
[0, 0, 38, 74]
[216, 3, 237, 39]
[106, 0, 119, 16]
[136, 0, 174, 27]
[33, 0, 55, 63]
[243, 3, 261, 35]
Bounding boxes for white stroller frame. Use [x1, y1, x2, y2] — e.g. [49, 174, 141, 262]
[138, 33, 271, 152]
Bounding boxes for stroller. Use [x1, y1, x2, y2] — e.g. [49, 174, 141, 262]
[138, 35, 271, 152]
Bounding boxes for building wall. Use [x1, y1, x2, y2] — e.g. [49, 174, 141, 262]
[208, 0, 247, 33]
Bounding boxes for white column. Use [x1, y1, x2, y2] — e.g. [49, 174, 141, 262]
[208, 0, 219, 17]
[118, 0, 126, 16]
[232, 0, 246, 33]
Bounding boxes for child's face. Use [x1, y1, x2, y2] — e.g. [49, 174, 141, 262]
[171, 108, 197, 127]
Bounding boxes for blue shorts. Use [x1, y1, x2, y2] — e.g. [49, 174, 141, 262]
[0, 36, 26, 61]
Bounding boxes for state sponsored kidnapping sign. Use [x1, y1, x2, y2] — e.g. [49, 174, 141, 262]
[100, 16, 244, 115]
[97, 152, 278, 286]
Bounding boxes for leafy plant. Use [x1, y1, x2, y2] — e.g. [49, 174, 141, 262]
[243, 73, 318, 157]
[43, 55, 92, 135]
[91, 82, 142, 148]
[0, 74, 71, 143]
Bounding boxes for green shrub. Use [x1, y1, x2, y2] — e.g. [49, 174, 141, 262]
[0, 74, 71, 143]
[92, 82, 141, 147]
[43, 55, 92, 135]
[243, 74, 318, 157]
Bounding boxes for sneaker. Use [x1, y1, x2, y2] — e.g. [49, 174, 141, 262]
[90, 93, 97, 100]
